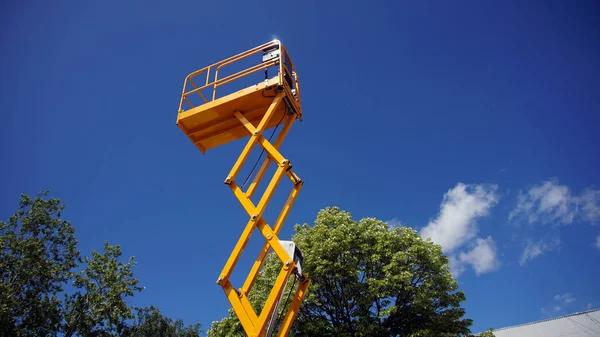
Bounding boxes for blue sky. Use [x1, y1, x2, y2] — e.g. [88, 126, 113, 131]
[1, 0, 599, 334]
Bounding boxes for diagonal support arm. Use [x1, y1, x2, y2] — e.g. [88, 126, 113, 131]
[216, 91, 309, 337]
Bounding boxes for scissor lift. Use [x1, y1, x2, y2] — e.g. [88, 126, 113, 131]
[176, 40, 310, 337]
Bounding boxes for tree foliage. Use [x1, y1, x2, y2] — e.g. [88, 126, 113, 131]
[477, 329, 495, 337]
[0, 191, 201, 337]
[1, 191, 79, 336]
[62, 242, 144, 337]
[127, 306, 202, 337]
[208, 207, 493, 337]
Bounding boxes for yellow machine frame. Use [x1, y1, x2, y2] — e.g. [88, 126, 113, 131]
[176, 40, 310, 337]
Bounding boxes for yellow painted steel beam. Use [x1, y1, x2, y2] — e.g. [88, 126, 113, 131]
[242, 182, 302, 294]
[217, 102, 308, 337]
[180, 41, 309, 337]
[217, 217, 261, 283]
[255, 264, 295, 337]
[246, 113, 296, 199]
[275, 279, 311, 337]
[222, 279, 257, 332]
[225, 93, 283, 184]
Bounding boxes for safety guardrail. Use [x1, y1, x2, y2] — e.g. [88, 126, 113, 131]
[178, 40, 302, 117]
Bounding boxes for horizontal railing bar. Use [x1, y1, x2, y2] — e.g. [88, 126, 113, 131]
[185, 41, 280, 82]
[178, 41, 306, 116]
[214, 62, 278, 89]
[183, 60, 278, 97]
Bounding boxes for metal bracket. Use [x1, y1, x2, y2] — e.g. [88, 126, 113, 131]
[279, 240, 305, 281]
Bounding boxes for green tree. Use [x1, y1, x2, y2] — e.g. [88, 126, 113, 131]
[62, 242, 144, 337]
[1, 191, 79, 337]
[127, 306, 202, 337]
[476, 329, 495, 337]
[1, 191, 201, 337]
[208, 207, 485, 337]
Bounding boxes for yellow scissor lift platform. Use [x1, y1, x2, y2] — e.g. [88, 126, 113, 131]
[176, 40, 310, 337]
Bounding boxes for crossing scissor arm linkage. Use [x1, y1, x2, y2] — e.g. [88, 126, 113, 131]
[176, 40, 310, 337]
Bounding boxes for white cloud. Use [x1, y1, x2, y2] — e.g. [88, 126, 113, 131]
[578, 189, 600, 224]
[540, 293, 577, 318]
[541, 307, 552, 318]
[510, 180, 600, 265]
[458, 236, 500, 275]
[509, 179, 574, 225]
[587, 303, 593, 310]
[386, 218, 404, 229]
[520, 238, 560, 265]
[596, 236, 600, 250]
[509, 179, 600, 227]
[419, 183, 500, 278]
[554, 293, 575, 304]
[421, 183, 499, 253]
[448, 255, 465, 278]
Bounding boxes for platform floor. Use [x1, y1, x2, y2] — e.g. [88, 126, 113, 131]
[177, 77, 290, 153]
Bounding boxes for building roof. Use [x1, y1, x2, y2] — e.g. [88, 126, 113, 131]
[490, 308, 600, 337]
